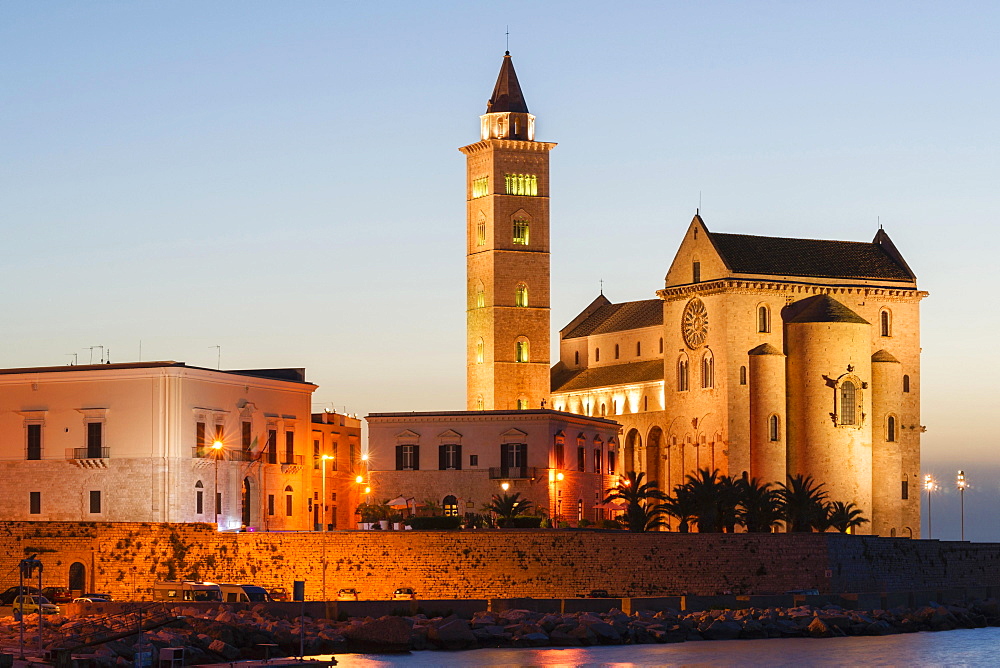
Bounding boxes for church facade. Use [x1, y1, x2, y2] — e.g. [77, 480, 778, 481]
[550, 216, 927, 537]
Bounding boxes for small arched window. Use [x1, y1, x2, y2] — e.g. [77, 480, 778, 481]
[443, 495, 459, 517]
[475, 282, 485, 309]
[903, 374, 910, 393]
[516, 397, 528, 410]
[515, 338, 529, 363]
[701, 351, 714, 388]
[195, 480, 204, 515]
[758, 305, 770, 333]
[644, 396, 649, 411]
[515, 283, 528, 307]
[574, 351, 579, 366]
[476, 214, 487, 245]
[880, 309, 892, 337]
[636, 341, 641, 357]
[739, 365, 747, 385]
[476, 395, 485, 411]
[887, 416, 896, 442]
[513, 219, 530, 245]
[595, 348, 600, 362]
[659, 337, 664, 354]
[693, 260, 701, 283]
[768, 415, 780, 441]
[677, 355, 689, 391]
[600, 403, 606, 416]
[840, 381, 857, 425]
[284, 485, 293, 517]
[614, 344, 620, 359]
[476, 338, 484, 364]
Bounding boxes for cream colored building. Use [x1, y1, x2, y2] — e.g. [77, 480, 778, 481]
[0, 361, 339, 531]
[367, 410, 620, 523]
[551, 215, 926, 537]
[310, 410, 363, 530]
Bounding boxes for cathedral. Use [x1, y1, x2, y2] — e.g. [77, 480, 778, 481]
[464, 52, 925, 537]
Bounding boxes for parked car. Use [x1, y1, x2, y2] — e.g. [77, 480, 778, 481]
[785, 589, 820, 596]
[587, 589, 610, 598]
[13, 595, 59, 615]
[72, 597, 109, 603]
[268, 587, 289, 602]
[392, 587, 416, 601]
[41, 587, 73, 604]
[0, 586, 40, 606]
[81, 592, 114, 601]
[337, 588, 359, 601]
[219, 583, 269, 603]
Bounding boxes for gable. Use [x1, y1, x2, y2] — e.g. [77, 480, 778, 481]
[663, 214, 730, 287]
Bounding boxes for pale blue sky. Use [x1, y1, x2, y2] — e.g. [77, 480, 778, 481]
[1, 2, 997, 539]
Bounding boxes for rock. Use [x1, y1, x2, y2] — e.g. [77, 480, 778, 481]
[208, 639, 241, 660]
[807, 617, 833, 638]
[702, 620, 742, 641]
[865, 620, 895, 636]
[427, 618, 477, 650]
[588, 620, 621, 644]
[515, 632, 550, 647]
[739, 619, 768, 640]
[549, 629, 582, 646]
[343, 616, 411, 651]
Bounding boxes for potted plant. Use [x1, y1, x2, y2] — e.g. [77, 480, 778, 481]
[389, 513, 404, 531]
[356, 502, 379, 529]
[375, 500, 392, 530]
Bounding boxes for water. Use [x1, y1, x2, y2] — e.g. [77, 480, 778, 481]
[315, 627, 1000, 667]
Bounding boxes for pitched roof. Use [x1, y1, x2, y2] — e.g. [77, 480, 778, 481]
[551, 360, 664, 393]
[785, 294, 869, 324]
[486, 52, 529, 114]
[563, 298, 662, 339]
[709, 232, 915, 281]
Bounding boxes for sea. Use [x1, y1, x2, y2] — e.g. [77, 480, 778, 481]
[312, 627, 1000, 667]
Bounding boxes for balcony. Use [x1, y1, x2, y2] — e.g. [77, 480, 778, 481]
[281, 454, 304, 473]
[489, 466, 537, 480]
[70, 447, 109, 469]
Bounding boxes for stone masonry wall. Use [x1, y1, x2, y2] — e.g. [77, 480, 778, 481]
[1, 523, 998, 602]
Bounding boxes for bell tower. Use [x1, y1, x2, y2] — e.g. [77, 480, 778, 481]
[460, 52, 556, 410]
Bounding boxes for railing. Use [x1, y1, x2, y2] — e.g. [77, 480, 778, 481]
[73, 447, 109, 459]
[489, 466, 536, 480]
[281, 454, 304, 466]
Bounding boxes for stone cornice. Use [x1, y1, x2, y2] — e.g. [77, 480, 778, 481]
[656, 280, 928, 303]
[459, 139, 557, 155]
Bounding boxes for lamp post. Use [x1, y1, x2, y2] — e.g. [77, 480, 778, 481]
[501, 482, 510, 492]
[549, 470, 563, 524]
[924, 474, 934, 539]
[212, 440, 224, 522]
[320, 454, 332, 531]
[957, 470, 967, 541]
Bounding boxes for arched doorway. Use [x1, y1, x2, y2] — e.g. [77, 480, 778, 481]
[241, 478, 252, 528]
[68, 562, 86, 594]
[624, 429, 641, 475]
[443, 495, 459, 517]
[646, 426, 664, 492]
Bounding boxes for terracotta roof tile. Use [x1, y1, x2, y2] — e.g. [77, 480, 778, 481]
[551, 360, 664, 393]
[563, 299, 662, 339]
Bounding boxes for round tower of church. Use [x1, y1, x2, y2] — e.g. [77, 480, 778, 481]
[785, 294, 873, 530]
[870, 349, 904, 536]
[748, 343, 786, 486]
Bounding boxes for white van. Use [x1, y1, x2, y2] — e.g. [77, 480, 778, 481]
[218, 583, 270, 603]
[151, 581, 222, 602]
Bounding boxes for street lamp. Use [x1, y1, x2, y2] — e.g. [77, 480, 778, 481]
[320, 454, 333, 531]
[957, 470, 967, 541]
[212, 440, 224, 521]
[500, 482, 510, 492]
[924, 474, 935, 539]
[549, 470, 564, 524]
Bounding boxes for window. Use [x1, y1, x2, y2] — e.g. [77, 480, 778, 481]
[350, 443, 357, 472]
[475, 282, 485, 308]
[29, 492, 40, 515]
[659, 337, 664, 354]
[216, 492, 221, 516]
[476, 338, 484, 364]
[513, 219, 530, 245]
[470, 454, 479, 467]
[677, 355, 689, 391]
[439, 444, 462, 470]
[701, 352, 714, 388]
[693, 261, 701, 283]
[577, 447, 585, 472]
[89, 490, 101, 514]
[608, 450, 617, 475]
[840, 381, 857, 425]
[501, 442, 527, 474]
[267, 429, 277, 464]
[472, 176, 489, 199]
[396, 444, 419, 470]
[636, 341, 641, 357]
[578, 499, 584, 521]
[267, 495, 275, 516]
[285, 487, 293, 516]
[903, 374, 910, 393]
[614, 344, 620, 359]
[554, 440, 565, 468]
[644, 396, 649, 411]
[515, 338, 529, 363]
[595, 348, 600, 362]
[594, 449, 603, 474]
[86, 422, 103, 458]
[504, 173, 538, 196]
[443, 495, 459, 517]
[27, 424, 41, 460]
[515, 283, 528, 307]
[313, 439, 320, 470]
[887, 416, 896, 442]
[758, 305, 770, 333]
[329, 442, 338, 470]
[739, 366, 747, 385]
[285, 431, 294, 464]
[901, 479, 909, 500]
[242, 422, 252, 453]
[880, 309, 892, 337]
[768, 415, 780, 441]
[476, 396, 485, 411]
[574, 351, 579, 366]
[196, 488, 204, 515]
[600, 403, 606, 416]
[215, 423, 224, 446]
[196, 421, 206, 456]
[517, 398, 528, 410]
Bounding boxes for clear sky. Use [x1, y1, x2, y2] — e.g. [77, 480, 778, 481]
[2, 2, 997, 540]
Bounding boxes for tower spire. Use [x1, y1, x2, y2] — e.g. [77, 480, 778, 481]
[487, 52, 529, 114]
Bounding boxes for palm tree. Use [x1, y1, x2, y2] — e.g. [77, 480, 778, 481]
[737, 478, 783, 533]
[604, 471, 667, 533]
[825, 501, 869, 534]
[662, 487, 697, 533]
[680, 469, 738, 533]
[486, 492, 533, 528]
[776, 474, 829, 532]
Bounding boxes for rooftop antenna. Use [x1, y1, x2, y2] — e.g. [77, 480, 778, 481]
[209, 345, 221, 369]
[88, 345, 104, 364]
[599, 278, 604, 296]
[138, 340, 142, 362]
[878, 215, 882, 230]
[506, 26, 509, 52]
[66, 353, 77, 366]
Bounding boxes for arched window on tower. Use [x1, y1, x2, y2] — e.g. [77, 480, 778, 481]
[887, 416, 897, 442]
[513, 218, 530, 245]
[515, 338, 530, 363]
[840, 381, 857, 425]
[659, 337, 664, 354]
[595, 348, 600, 362]
[768, 415, 780, 441]
[475, 282, 485, 309]
[739, 365, 747, 385]
[880, 309, 892, 337]
[758, 305, 770, 333]
[476, 338, 484, 364]
[614, 344, 620, 359]
[636, 341, 641, 357]
[476, 213, 487, 245]
[574, 350, 579, 366]
[515, 283, 528, 307]
[677, 355, 689, 391]
[476, 395, 484, 411]
[701, 351, 715, 388]
[903, 374, 910, 393]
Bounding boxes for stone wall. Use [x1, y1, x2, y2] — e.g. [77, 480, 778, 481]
[2, 522, 999, 602]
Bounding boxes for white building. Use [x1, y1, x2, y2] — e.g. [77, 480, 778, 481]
[0, 361, 322, 530]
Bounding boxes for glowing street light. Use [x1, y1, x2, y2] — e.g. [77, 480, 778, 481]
[924, 474, 935, 539]
[549, 470, 564, 523]
[500, 482, 510, 492]
[212, 440, 224, 520]
[957, 470, 967, 541]
[320, 454, 333, 532]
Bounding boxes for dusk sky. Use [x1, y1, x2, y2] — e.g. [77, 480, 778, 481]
[2, 2, 997, 540]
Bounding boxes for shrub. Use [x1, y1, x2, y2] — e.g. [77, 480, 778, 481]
[408, 516, 462, 530]
[577, 518, 593, 528]
[502, 516, 543, 529]
[599, 519, 623, 530]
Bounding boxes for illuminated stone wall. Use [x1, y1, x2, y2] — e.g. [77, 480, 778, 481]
[3, 522, 999, 602]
